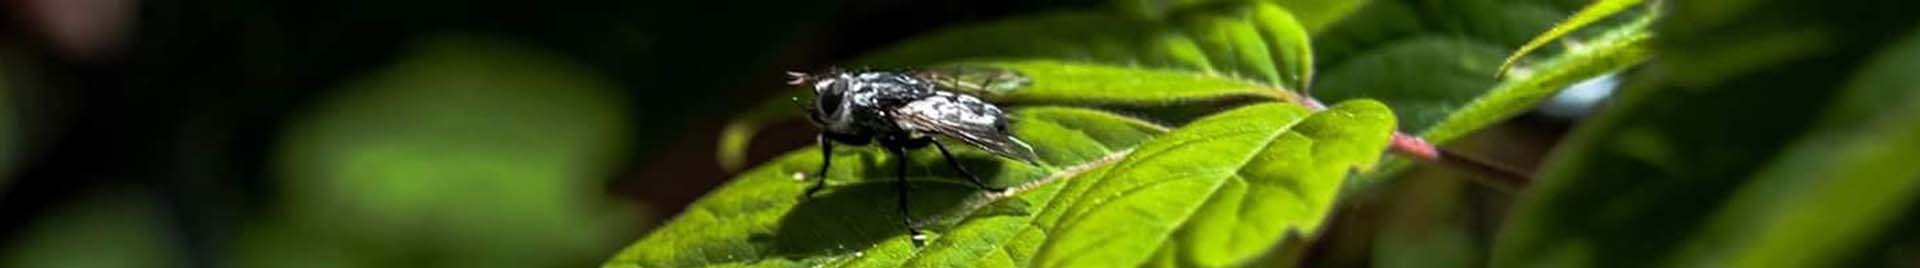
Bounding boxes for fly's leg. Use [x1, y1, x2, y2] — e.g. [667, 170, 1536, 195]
[930, 140, 1006, 192]
[805, 134, 831, 197]
[890, 146, 927, 245]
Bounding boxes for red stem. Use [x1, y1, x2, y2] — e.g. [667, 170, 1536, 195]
[1302, 96, 1532, 191]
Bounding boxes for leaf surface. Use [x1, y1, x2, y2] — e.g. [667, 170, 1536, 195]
[608, 100, 1395, 268]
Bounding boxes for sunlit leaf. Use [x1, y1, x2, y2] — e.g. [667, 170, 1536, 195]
[1421, 13, 1652, 146]
[608, 100, 1395, 268]
[1495, 0, 1647, 78]
[1113, 0, 1370, 32]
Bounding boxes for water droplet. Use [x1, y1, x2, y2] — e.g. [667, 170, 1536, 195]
[791, 172, 807, 181]
[853, 251, 865, 257]
[911, 234, 928, 241]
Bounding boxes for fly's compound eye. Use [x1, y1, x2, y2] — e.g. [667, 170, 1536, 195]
[816, 89, 844, 115]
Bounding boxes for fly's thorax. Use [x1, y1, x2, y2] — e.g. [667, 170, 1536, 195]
[807, 70, 937, 135]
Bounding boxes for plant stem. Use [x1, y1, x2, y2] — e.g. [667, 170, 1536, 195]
[1301, 97, 1534, 191]
[1391, 133, 1532, 191]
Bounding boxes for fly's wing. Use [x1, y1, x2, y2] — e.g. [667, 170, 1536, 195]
[911, 66, 1030, 97]
[893, 92, 1041, 164]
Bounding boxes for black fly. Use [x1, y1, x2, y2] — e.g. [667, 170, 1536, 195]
[787, 68, 1040, 244]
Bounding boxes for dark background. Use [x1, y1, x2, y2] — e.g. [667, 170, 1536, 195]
[0, 0, 1122, 267]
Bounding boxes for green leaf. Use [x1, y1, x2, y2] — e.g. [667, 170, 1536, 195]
[265, 37, 642, 268]
[1420, 13, 1652, 146]
[1112, 0, 1370, 32]
[944, 61, 1292, 106]
[1495, 0, 1647, 78]
[2, 187, 178, 268]
[860, 2, 1313, 89]
[606, 100, 1395, 268]
[1662, 26, 1920, 268]
[1139, 100, 1396, 267]
[1490, 2, 1920, 267]
[1314, 36, 1505, 133]
[1305, 0, 1576, 138]
[1267, 0, 1372, 32]
[1321, 2, 1654, 186]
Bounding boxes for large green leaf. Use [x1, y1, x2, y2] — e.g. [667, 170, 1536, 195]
[1491, 1, 1920, 267]
[861, 2, 1312, 90]
[607, 100, 1395, 268]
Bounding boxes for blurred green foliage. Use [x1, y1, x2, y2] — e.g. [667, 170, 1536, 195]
[1493, 0, 1920, 267]
[238, 36, 643, 268]
[0, 58, 17, 187]
[1, 187, 179, 268]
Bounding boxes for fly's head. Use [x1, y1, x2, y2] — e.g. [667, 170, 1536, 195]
[788, 70, 849, 128]
[789, 70, 895, 134]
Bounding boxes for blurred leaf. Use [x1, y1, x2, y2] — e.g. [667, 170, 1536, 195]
[1112, 0, 1369, 32]
[1314, 36, 1504, 133]
[1662, 26, 1920, 268]
[0, 61, 14, 183]
[1495, 0, 1647, 78]
[1371, 169, 1482, 268]
[608, 100, 1394, 268]
[257, 36, 641, 268]
[1, 187, 179, 268]
[1268, 0, 1372, 32]
[1490, 1, 1920, 268]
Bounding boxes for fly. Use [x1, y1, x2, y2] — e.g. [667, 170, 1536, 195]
[787, 67, 1040, 244]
